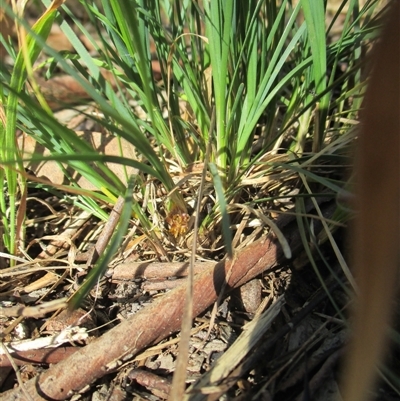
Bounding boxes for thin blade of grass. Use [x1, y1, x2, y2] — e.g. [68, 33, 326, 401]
[301, 0, 330, 148]
[205, 0, 234, 181]
[169, 107, 216, 400]
[209, 162, 233, 259]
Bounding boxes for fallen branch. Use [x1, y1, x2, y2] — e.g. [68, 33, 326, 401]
[1, 201, 335, 400]
[0, 347, 78, 367]
[111, 261, 217, 280]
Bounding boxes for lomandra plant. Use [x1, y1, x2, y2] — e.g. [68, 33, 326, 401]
[0, 0, 385, 294]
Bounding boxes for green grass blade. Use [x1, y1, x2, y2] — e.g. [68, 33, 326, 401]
[205, 0, 234, 181]
[209, 162, 233, 258]
[301, 0, 330, 147]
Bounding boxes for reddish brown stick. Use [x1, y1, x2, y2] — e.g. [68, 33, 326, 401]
[0, 347, 78, 367]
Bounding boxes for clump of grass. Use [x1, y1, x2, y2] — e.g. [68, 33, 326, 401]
[2, 0, 399, 398]
[0, 0, 384, 301]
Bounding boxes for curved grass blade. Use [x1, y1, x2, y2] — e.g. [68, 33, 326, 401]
[294, 197, 344, 318]
[278, 162, 345, 194]
[232, 203, 292, 260]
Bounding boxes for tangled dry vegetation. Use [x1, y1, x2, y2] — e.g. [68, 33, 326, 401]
[1, 167, 345, 401]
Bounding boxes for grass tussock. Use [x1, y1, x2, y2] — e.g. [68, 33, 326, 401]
[0, 1, 398, 400]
